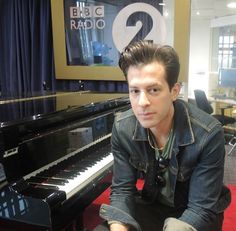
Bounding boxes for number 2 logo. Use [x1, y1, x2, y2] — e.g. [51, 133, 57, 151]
[112, 3, 166, 52]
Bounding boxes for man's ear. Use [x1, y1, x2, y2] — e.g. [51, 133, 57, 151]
[171, 83, 181, 101]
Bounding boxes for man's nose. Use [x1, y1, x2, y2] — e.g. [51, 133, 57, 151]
[138, 92, 150, 106]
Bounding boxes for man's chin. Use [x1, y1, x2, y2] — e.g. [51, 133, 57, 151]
[138, 120, 155, 129]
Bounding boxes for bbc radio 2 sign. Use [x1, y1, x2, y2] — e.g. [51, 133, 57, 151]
[112, 3, 166, 52]
[70, 5, 105, 30]
[68, 2, 166, 53]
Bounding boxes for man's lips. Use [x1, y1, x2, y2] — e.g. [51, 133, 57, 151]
[138, 112, 155, 117]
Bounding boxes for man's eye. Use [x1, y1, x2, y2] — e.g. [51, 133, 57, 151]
[129, 89, 139, 94]
[149, 88, 160, 94]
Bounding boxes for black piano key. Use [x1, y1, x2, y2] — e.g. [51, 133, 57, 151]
[54, 171, 76, 179]
[65, 165, 86, 173]
[38, 167, 59, 177]
[50, 176, 63, 182]
[27, 176, 46, 184]
[38, 171, 64, 179]
[36, 145, 112, 183]
[59, 170, 79, 178]
[61, 170, 82, 178]
[78, 161, 94, 167]
[68, 164, 86, 170]
[48, 178, 69, 184]
[37, 156, 89, 178]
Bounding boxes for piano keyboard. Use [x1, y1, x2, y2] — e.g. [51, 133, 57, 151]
[24, 137, 114, 200]
[62, 152, 113, 199]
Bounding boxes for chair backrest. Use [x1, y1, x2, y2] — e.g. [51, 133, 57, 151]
[194, 89, 214, 114]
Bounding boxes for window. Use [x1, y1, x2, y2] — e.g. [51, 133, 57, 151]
[218, 34, 235, 68]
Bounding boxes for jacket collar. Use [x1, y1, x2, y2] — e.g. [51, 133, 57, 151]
[132, 99, 195, 147]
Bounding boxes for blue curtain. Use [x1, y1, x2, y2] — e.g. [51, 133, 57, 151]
[0, 0, 57, 121]
[0, 0, 56, 98]
[0, 0, 128, 99]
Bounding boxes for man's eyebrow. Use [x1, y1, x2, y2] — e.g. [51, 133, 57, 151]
[129, 83, 161, 88]
[147, 83, 160, 87]
[145, 83, 162, 88]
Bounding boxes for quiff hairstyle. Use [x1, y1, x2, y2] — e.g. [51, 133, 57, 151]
[118, 40, 180, 90]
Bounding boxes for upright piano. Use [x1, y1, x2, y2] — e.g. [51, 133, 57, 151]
[0, 92, 130, 231]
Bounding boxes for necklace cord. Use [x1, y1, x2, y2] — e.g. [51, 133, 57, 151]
[147, 128, 173, 151]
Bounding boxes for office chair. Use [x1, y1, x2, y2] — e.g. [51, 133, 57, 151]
[193, 89, 235, 125]
[194, 89, 236, 155]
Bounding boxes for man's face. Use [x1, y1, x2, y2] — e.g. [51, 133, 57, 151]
[127, 62, 180, 129]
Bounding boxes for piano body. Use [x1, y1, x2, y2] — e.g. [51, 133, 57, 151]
[0, 92, 130, 231]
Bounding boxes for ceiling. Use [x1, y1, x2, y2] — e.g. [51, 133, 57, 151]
[191, 0, 236, 20]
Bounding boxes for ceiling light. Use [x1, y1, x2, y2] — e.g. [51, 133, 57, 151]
[227, 2, 236, 8]
[159, 3, 165, 6]
[196, 11, 200, 15]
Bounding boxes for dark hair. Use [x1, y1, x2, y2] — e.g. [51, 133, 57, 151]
[118, 40, 180, 89]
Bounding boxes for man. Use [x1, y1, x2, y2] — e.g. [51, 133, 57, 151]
[98, 40, 231, 231]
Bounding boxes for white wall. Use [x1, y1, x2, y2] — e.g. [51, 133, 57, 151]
[188, 18, 211, 98]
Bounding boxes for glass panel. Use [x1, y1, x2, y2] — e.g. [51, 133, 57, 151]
[64, 0, 120, 66]
[219, 36, 223, 43]
[63, 0, 168, 66]
[229, 55, 232, 67]
[230, 36, 234, 43]
[222, 55, 229, 67]
[218, 55, 222, 64]
[224, 36, 230, 43]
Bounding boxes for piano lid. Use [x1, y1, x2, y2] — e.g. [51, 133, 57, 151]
[0, 91, 128, 125]
[0, 90, 57, 101]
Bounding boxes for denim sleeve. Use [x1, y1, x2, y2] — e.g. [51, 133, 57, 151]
[99, 120, 139, 227]
[99, 204, 141, 231]
[179, 127, 228, 230]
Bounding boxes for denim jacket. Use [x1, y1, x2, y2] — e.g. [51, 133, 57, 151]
[100, 99, 231, 231]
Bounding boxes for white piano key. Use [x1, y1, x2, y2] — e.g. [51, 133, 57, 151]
[61, 152, 113, 199]
[37, 152, 113, 200]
